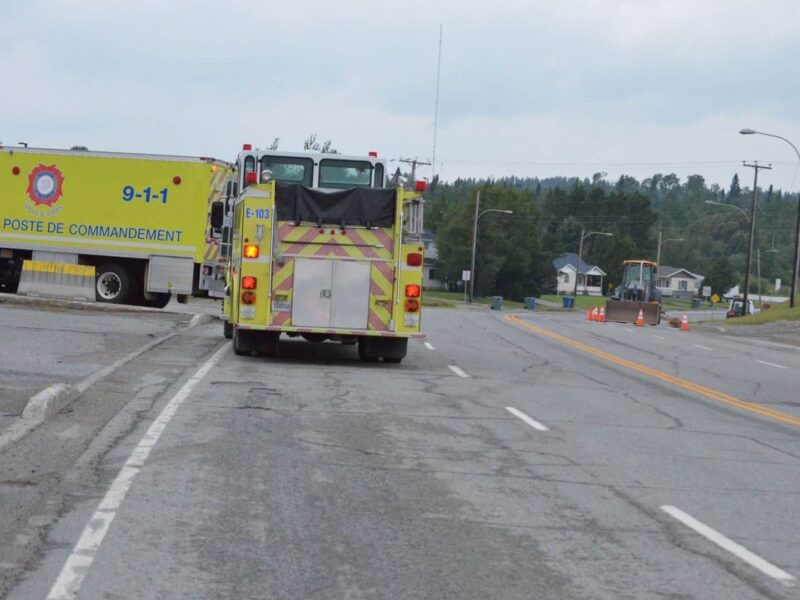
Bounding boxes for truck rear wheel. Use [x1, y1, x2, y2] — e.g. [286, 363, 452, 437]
[143, 293, 171, 308]
[95, 263, 131, 304]
[232, 327, 253, 356]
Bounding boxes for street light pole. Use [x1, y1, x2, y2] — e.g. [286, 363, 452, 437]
[571, 229, 614, 306]
[468, 191, 513, 303]
[740, 128, 800, 308]
[656, 231, 684, 266]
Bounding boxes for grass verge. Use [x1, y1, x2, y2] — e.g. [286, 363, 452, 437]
[726, 302, 800, 325]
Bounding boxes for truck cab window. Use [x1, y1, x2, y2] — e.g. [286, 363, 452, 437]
[319, 159, 374, 189]
[242, 155, 256, 188]
[260, 156, 313, 187]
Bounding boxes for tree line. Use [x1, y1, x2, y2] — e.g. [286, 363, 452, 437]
[423, 172, 798, 300]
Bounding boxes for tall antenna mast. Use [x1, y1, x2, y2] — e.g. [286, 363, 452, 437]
[431, 24, 443, 184]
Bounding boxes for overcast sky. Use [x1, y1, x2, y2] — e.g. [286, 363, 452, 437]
[3, 0, 800, 189]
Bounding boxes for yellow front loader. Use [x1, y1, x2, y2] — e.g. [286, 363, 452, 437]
[605, 259, 662, 325]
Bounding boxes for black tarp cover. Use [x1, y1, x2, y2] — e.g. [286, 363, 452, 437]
[275, 183, 396, 228]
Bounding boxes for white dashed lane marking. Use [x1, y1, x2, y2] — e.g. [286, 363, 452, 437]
[448, 365, 470, 378]
[505, 406, 549, 432]
[661, 505, 796, 586]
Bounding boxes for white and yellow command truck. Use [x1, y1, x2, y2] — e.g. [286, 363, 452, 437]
[221, 147, 425, 362]
[0, 145, 234, 306]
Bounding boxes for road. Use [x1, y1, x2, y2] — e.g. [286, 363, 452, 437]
[2, 300, 799, 599]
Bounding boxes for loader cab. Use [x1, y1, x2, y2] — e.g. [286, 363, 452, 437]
[237, 147, 387, 192]
[615, 260, 660, 302]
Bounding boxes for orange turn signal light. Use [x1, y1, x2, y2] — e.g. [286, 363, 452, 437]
[404, 299, 420, 312]
[241, 291, 257, 304]
[241, 276, 257, 289]
[243, 244, 259, 259]
[405, 284, 421, 298]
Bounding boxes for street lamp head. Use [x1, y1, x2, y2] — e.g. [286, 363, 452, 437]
[499, 210, 513, 215]
[739, 128, 756, 135]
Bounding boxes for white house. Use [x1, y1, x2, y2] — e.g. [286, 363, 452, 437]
[553, 253, 607, 296]
[655, 266, 704, 299]
[421, 231, 445, 290]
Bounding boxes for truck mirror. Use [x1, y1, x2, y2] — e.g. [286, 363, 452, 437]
[210, 201, 224, 230]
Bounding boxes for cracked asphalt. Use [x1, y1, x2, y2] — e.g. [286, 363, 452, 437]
[2, 303, 800, 599]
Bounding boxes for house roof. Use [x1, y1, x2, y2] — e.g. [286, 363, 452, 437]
[553, 253, 607, 276]
[656, 265, 703, 280]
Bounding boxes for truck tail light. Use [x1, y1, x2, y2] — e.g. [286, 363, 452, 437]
[415, 181, 427, 192]
[241, 276, 257, 289]
[243, 244, 259, 259]
[405, 284, 420, 298]
[404, 299, 420, 312]
[241, 291, 256, 304]
[245, 172, 258, 184]
[407, 253, 422, 267]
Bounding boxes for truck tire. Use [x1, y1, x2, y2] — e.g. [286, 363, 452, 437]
[95, 263, 131, 304]
[223, 320, 233, 339]
[232, 327, 252, 356]
[357, 338, 379, 362]
[254, 332, 279, 357]
[143, 293, 171, 308]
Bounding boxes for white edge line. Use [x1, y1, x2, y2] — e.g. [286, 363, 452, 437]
[0, 314, 205, 453]
[754, 359, 788, 369]
[424, 342, 435, 350]
[505, 406, 549, 432]
[653, 335, 666, 340]
[448, 365, 470, 378]
[46, 342, 228, 600]
[692, 344, 713, 351]
[661, 505, 796, 586]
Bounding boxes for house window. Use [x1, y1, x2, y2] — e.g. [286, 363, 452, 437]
[428, 269, 439, 280]
[694, 281, 701, 290]
[657, 278, 668, 288]
[561, 273, 570, 283]
[679, 280, 688, 291]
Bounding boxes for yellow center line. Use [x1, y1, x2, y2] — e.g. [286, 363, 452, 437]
[505, 314, 800, 428]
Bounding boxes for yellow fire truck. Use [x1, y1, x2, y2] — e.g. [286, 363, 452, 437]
[0, 145, 234, 306]
[221, 147, 424, 362]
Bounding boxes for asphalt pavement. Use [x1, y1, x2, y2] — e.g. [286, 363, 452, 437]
[2, 302, 799, 599]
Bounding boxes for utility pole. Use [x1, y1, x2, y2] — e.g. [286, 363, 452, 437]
[431, 24, 443, 184]
[469, 190, 480, 303]
[793, 194, 800, 308]
[742, 161, 771, 314]
[399, 158, 431, 185]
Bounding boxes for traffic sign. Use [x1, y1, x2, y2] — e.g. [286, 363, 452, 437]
[710, 294, 720, 304]
[702, 285, 711, 298]
[462, 270, 471, 281]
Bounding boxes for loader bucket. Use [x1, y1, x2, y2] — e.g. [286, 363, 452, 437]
[605, 299, 661, 325]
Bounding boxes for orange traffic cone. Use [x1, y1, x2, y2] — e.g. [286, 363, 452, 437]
[591, 307, 599, 321]
[599, 306, 606, 322]
[635, 308, 645, 327]
[681, 313, 689, 331]
[586, 308, 593, 321]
